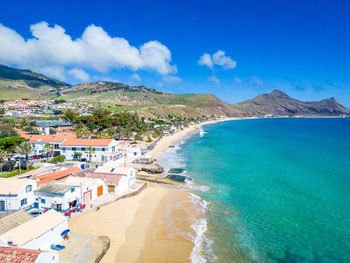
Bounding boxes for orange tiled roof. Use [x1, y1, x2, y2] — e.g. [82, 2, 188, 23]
[34, 166, 82, 186]
[20, 131, 76, 143]
[0, 246, 41, 263]
[60, 138, 113, 146]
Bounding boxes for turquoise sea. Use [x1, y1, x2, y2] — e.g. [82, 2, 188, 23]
[176, 118, 350, 263]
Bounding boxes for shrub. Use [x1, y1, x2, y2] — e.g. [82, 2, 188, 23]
[49, 155, 65, 164]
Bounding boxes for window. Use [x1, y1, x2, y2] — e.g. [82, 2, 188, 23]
[72, 147, 76, 151]
[41, 199, 46, 204]
[20, 198, 27, 206]
[0, 201, 5, 211]
[102, 148, 106, 151]
[71, 188, 75, 193]
[82, 148, 86, 151]
[26, 185, 32, 193]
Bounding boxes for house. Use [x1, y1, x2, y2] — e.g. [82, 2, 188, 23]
[18, 168, 49, 179]
[0, 178, 37, 215]
[0, 246, 59, 263]
[85, 172, 129, 194]
[95, 165, 136, 187]
[0, 209, 68, 250]
[34, 183, 81, 212]
[60, 138, 123, 162]
[17, 131, 76, 157]
[33, 166, 82, 186]
[63, 176, 106, 204]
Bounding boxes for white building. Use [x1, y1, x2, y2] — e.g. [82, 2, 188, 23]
[16, 131, 76, 157]
[95, 165, 136, 187]
[63, 176, 107, 204]
[34, 182, 81, 212]
[0, 178, 37, 215]
[86, 172, 129, 195]
[0, 209, 68, 251]
[60, 138, 123, 162]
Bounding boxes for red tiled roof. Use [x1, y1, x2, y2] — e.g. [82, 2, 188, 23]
[34, 166, 82, 186]
[86, 172, 123, 184]
[60, 138, 113, 146]
[17, 130, 76, 143]
[0, 246, 41, 263]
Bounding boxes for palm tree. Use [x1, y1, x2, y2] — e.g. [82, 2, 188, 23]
[0, 149, 7, 173]
[15, 142, 33, 170]
[85, 146, 95, 163]
[43, 144, 51, 162]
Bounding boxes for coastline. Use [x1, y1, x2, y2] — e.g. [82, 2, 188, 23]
[149, 117, 238, 160]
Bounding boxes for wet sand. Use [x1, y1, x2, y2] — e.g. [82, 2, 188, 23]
[119, 187, 198, 263]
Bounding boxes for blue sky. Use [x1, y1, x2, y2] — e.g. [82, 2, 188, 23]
[1, 0, 349, 107]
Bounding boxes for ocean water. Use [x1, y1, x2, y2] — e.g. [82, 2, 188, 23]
[174, 118, 350, 263]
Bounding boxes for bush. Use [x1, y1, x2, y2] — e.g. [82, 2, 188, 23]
[130, 141, 138, 145]
[49, 155, 65, 164]
[146, 136, 153, 143]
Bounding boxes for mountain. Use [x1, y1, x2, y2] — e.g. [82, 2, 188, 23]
[0, 65, 348, 117]
[231, 90, 350, 116]
[0, 64, 69, 100]
[59, 81, 234, 117]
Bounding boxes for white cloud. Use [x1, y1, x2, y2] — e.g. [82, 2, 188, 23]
[234, 76, 242, 83]
[198, 53, 213, 69]
[198, 50, 236, 70]
[208, 76, 221, 84]
[68, 68, 90, 82]
[162, 75, 182, 83]
[0, 22, 176, 78]
[131, 73, 141, 81]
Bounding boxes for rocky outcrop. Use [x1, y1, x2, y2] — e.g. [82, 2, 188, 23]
[141, 164, 164, 174]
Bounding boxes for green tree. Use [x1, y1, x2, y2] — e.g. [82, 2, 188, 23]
[2, 118, 16, 128]
[43, 144, 52, 162]
[62, 109, 79, 123]
[85, 146, 95, 163]
[15, 141, 33, 170]
[76, 125, 90, 138]
[0, 137, 28, 152]
[74, 151, 82, 161]
[0, 149, 7, 173]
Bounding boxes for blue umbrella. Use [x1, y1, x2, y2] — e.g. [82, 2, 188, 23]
[61, 229, 70, 237]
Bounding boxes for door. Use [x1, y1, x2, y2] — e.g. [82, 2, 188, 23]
[34, 202, 39, 208]
[108, 184, 115, 193]
[97, 186, 103, 196]
[83, 191, 92, 203]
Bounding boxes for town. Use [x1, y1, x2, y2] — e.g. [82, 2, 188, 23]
[0, 99, 216, 262]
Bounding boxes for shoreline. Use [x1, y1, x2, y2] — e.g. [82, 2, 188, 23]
[149, 117, 239, 160]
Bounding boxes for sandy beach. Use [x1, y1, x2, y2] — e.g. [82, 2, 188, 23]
[69, 184, 168, 263]
[69, 118, 235, 263]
